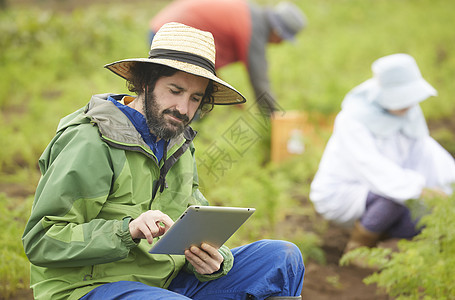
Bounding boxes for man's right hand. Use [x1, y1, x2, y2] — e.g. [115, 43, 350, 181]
[128, 210, 174, 244]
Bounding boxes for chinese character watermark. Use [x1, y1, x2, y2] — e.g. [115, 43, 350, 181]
[196, 92, 286, 182]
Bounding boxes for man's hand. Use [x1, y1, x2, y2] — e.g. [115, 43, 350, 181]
[129, 210, 174, 244]
[185, 243, 224, 275]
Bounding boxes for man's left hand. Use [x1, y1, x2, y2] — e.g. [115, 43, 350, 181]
[185, 243, 224, 274]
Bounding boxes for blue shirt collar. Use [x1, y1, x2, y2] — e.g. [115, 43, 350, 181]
[107, 95, 167, 162]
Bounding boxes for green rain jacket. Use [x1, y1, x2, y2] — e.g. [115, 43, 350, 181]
[22, 94, 234, 300]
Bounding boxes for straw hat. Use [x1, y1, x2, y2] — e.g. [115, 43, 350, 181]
[104, 22, 246, 105]
[369, 53, 437, 110]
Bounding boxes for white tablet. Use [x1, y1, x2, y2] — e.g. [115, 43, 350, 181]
[149, 205, 255, 255]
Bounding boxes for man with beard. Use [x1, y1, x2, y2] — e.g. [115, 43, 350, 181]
[22, 23, 304, 300]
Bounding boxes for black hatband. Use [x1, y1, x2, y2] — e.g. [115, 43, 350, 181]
[148, 48, 216, 75]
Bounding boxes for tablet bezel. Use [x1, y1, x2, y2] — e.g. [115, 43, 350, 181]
[148, 205, 255, 255]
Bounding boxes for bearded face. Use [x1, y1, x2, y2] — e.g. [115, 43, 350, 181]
[143, 71, 209, 140]
[144, 91, 191, 140]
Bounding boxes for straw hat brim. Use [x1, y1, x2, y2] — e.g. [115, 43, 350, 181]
[104, 58, 246, 105]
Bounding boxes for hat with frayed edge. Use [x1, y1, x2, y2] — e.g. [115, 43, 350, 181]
[267, 1, 307, 41]
[368, 53, 437, 110]
[104, 22, 246, 105]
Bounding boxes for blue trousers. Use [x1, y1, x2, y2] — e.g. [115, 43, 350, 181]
[80, 240, 305, 300]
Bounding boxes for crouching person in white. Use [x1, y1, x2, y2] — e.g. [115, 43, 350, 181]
[310, 53, 455, 264]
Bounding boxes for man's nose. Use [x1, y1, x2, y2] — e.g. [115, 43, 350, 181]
[175, 97, 189, 115]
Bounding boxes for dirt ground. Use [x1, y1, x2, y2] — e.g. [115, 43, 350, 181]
[272, 194, 392, 300]
[299, 219, 392, 299]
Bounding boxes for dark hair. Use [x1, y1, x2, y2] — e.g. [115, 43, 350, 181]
[200, 80, 215, 116]
[127, 62, 216, 115]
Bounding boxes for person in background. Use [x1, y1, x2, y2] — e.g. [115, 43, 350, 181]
[22, 22, 304, 299]
[310, 53, 455, 265]
[149, 0, 307, 116]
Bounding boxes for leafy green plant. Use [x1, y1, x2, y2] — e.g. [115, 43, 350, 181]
[0, 194, 32, 298]
[431, 127, 455, 157]
[340, 192, 455, 299]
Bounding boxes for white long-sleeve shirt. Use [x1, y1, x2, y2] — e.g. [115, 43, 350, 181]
[310, 111, 455, 227]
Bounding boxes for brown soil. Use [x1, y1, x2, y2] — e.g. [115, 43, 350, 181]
[300, 222, 392, 299]
[274, 194, 392, 300]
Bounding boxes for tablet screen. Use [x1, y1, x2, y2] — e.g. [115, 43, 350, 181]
[149, 206, 255, 255]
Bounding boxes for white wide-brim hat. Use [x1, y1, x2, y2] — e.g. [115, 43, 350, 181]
[368, 53, 437, 110]
[104, 22, 246, 105]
